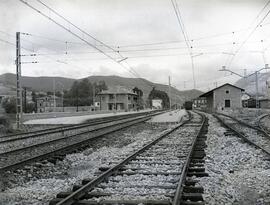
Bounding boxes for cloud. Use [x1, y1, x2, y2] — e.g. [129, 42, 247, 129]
[0, 0, 269, 91]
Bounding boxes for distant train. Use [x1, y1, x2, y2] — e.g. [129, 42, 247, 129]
[184, 101, 193, 110]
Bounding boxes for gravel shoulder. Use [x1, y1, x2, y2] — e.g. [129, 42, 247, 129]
[199, 113, 270, 205]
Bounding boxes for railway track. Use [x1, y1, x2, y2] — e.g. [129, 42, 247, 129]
[0, 111, 157, 144]
[0, 111, 161, 172]
[258, 113, 270, 134]
[49, 111, 208, 205]
[0, 111, 159, 155]
[214, 112, 270, 156]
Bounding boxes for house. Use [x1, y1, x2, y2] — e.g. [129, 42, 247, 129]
[37, 95, 63, 113]
[259, 98, 270, 109]
[152, 98, 162, 109]
[241, 93, 256, 108]
[97, 86, 138, 111]
[198, 83, 244, 112]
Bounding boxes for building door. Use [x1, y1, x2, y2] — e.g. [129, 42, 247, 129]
[225, 100, 231, 108]
[109, 104, 113, 110]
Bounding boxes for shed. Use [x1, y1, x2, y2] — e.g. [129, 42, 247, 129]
[199, 83, 244, 112]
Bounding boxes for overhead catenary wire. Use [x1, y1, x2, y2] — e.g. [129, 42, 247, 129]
[14, 0, 270, 91]
[12, 20, 270, 49]
[25, 51, 245, 64]
[0, 38, 35, 52]
[34, 0, 149, 84]
[226, 0, 270, 68]
[0, 34, 96, 75]
[35, 0, 149, 82]
[170, 0, 192, 52]
[170, 0, 199, 89]
[18, 1, 134, 75]
[19, 0, 154, 89]
[35, 0, 118, 53]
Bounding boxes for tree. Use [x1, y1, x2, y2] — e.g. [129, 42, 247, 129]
[133, 87, 144, 109]
[63, 79, 108, 107]
[97, 80, 108, 92]
[31, 91, 37, 112]
[2, 97, 16, 113]
[55, 91, 62, 97]
[148, 87, 170, 109]
[25, 102, 35, 113]
[47, 91, 53, 95]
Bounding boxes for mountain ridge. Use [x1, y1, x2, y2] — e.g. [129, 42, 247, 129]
[234, 71, 270, 96]
[0, 73, 203, 104]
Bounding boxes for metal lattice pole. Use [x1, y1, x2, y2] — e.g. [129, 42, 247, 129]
[16, 32, 23, 129]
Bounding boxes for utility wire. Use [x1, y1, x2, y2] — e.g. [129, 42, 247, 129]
[226, 0, 270, 68]
[5, 20, 270, 49]
[170, 0, 198, 89]
[19, 1, 133, 73]
[35, 0, 150, 83]
[0, 34, 96, 74]
[0, 37, 35, 52]
[19, 0, 152, 88]
[35, 0, 118, 53]
[170, 0, 191, 52]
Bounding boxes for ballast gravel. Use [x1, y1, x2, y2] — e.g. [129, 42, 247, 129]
[0, 123, 168, 205]
[199, 113, 270, 205]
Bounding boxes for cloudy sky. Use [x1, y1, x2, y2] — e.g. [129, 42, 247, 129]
[0, 0, 270, 91]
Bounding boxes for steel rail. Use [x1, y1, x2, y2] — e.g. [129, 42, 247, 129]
[215, 112, 270, 138]
[0, 111, 158, 142]
[52, 112, 194, 205]
[0, 112, 160, 172]
[0, 111, 160, 145]
[0, 115, 148, 156]
[258, 113, 270, 134]
[214, 114, 270, 156]
[172, 111, 206, 205]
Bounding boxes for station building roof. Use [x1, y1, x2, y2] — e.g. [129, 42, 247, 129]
[199, 83, 244, 98]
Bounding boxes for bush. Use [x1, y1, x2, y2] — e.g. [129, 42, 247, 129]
[0, 116, 12, 134]
[2, 97, 16, 113]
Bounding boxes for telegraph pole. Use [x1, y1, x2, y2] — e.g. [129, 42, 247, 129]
[16, 32, 23, 129]
[53, 78, 56, 112]
[255, 71, 259, 109]
[169, 76, 171, 110]
[92, 84, 95, 111]
[23, 87, 27, 113]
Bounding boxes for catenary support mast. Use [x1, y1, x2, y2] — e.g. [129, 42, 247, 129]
[16, 32, 23, 129]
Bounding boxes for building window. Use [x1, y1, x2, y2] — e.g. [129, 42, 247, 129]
[226, 90, 229, 94]
[225, 99, 231, 108]
[109, 94, 114, 99]
[128, 96, 131, 100]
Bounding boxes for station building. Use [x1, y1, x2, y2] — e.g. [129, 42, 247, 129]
[198, 83, 244, 112]
[37, 95, 63, 113]
[97, 86, 138, 111]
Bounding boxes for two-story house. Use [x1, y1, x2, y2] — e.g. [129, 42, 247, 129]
[97, 86, 138, 111]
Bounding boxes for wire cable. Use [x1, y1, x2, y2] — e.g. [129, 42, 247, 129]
[19, 0, 154, 88]
[226, 1, 270, 68]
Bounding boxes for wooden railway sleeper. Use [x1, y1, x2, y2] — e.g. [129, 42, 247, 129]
[179, 116, 209, 205]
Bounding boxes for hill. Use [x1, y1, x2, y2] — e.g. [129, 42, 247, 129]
[0, 73, 203, 105]
[234, 72, 270, 96]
